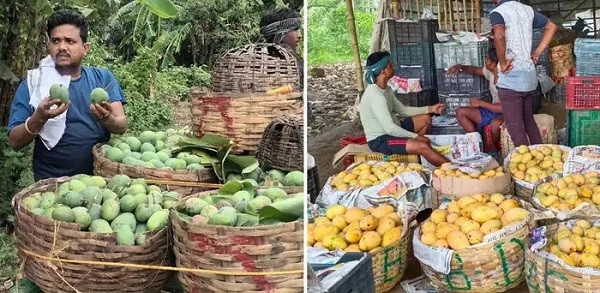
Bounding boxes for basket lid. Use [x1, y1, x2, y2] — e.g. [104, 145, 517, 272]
[210, 43, 301, 93]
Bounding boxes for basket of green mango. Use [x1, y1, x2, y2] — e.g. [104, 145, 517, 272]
[13, 174, 176, 293]
[171, 180, 305, 292]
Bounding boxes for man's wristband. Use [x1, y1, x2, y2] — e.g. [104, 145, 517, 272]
[24, 117, 41, 135]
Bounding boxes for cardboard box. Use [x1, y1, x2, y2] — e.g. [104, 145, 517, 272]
[432, 171, 512, 198]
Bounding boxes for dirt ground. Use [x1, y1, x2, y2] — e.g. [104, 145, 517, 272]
[308, 64, 567, 292]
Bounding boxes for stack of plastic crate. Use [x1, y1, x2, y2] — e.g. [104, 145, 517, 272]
[566, 39, 600, 147]
[387, 19, 438, 107]
[433, 41, 492, 134]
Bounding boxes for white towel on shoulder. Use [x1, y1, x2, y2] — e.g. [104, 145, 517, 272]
[27, 55, 71, 150]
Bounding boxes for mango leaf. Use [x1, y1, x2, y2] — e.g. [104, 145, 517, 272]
[226, 155, 259, 174]
[259, 195, 304, 223]
[235, 213, 259, 227]
[219, 181, 243, 194]
[259, 218, 283, 225]
[139, 0, 178, 18]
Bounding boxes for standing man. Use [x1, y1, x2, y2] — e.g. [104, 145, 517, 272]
[7, 9, 127, 181]
[359, 51, 449, 167]
[490, 0, 557, 146]
[260, 8, 303, 86]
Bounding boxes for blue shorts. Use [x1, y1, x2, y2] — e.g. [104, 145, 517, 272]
[477, 108, 503, 132]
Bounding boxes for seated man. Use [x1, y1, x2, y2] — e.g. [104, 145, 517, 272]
[359, 51, 449, 167]
[448, 47, 504, 152]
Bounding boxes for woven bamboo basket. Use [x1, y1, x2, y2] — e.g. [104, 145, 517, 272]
[210, 43, 300, 93]
[525, 223, 600, 292]
[171, 191, 304, 292]
[371, 227, 410, 292]
[256, 115, 303, 172]
[92, 144, 218, 195]
[190, 88, 302, 154]
[503, 144, 572, 198]
[12, 177, 173, 293]
[417, 219, 532, 293]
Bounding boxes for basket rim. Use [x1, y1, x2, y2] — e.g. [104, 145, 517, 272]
[189, 88, 303, 98]
[13, 176, 168, 248]
[92, 143, 217, 177]
[171, 189, 303, 231]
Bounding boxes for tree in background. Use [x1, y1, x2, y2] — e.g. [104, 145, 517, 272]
[307, 0, 375, 65]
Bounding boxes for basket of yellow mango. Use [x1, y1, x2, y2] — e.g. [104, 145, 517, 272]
[308, 204, 409, 292]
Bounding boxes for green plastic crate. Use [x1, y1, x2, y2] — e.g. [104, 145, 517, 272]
[568, 110, 600, 147]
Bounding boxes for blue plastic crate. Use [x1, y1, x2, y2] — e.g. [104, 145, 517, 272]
[387, 19, 438, 44]
[575, 38, 600, 76]
[310, 253, 376, 293]
[391, 42, 435, 67]
[436, 69, 489, 94]
[393, 65, 436, 89]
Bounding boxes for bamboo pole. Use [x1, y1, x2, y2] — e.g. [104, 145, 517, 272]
[475, 0, 481, 33]
[391, 0, 399, 19]
[402, 0, 406, 19]
[455, 0, 459, 31]
[444, 0, 449, 31]
[471, 0, 475, 32]
[416, 0, 420, 19]
[462, 0, 468, 29]
[344, 0, 364, 92]
[437, 0, 441, 29]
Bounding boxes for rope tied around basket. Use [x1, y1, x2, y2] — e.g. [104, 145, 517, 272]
[17, 220, 83, 293]
[18, 249, 304, 276]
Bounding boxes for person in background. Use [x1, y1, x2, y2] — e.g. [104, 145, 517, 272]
[260, 8, 303, 86]
[490, 0, 557, 146]
[448, 46, 504, 152]
[7, 9, 127, 181]
[359, 51, 450, 167]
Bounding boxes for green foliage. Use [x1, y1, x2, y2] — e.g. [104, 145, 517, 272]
[155, 66, 211, 101]
[308, 0, 375, 65]
[85, 38, 211, 133]
[0, 129, 34, 222]
[0, 233, 18, 281]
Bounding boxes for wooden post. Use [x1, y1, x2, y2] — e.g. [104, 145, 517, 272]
[471, 0, 475, 32]
[444, 0, 449, 31]
[391, 0, 399, 19]
[462, 0, 468, 29]
[475, 0, 481, 33]
[416, 0, 420, 19]
[344, 0, 364, 92]
[437, 0, 441, 29]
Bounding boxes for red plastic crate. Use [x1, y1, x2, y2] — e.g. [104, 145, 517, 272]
[566, 76, 600, 110]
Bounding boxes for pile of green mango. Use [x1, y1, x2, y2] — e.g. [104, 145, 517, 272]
[102, 130, 207, 171]
[21, 174, 178, 246]
[176, 179, 304, 227]
[226, 168, 304, 187]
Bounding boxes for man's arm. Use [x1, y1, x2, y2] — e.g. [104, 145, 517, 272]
[91, 101, 127, 134]
[9, 99, 70, 150]
[371, 96, 418, 138]
[532, 12, 558, 63]
[447, 64, 484, 77]
[89, 69, 128, 134]
[490, 12, 513, 73]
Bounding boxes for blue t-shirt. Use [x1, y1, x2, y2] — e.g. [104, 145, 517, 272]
[7, 67, 126, 181]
